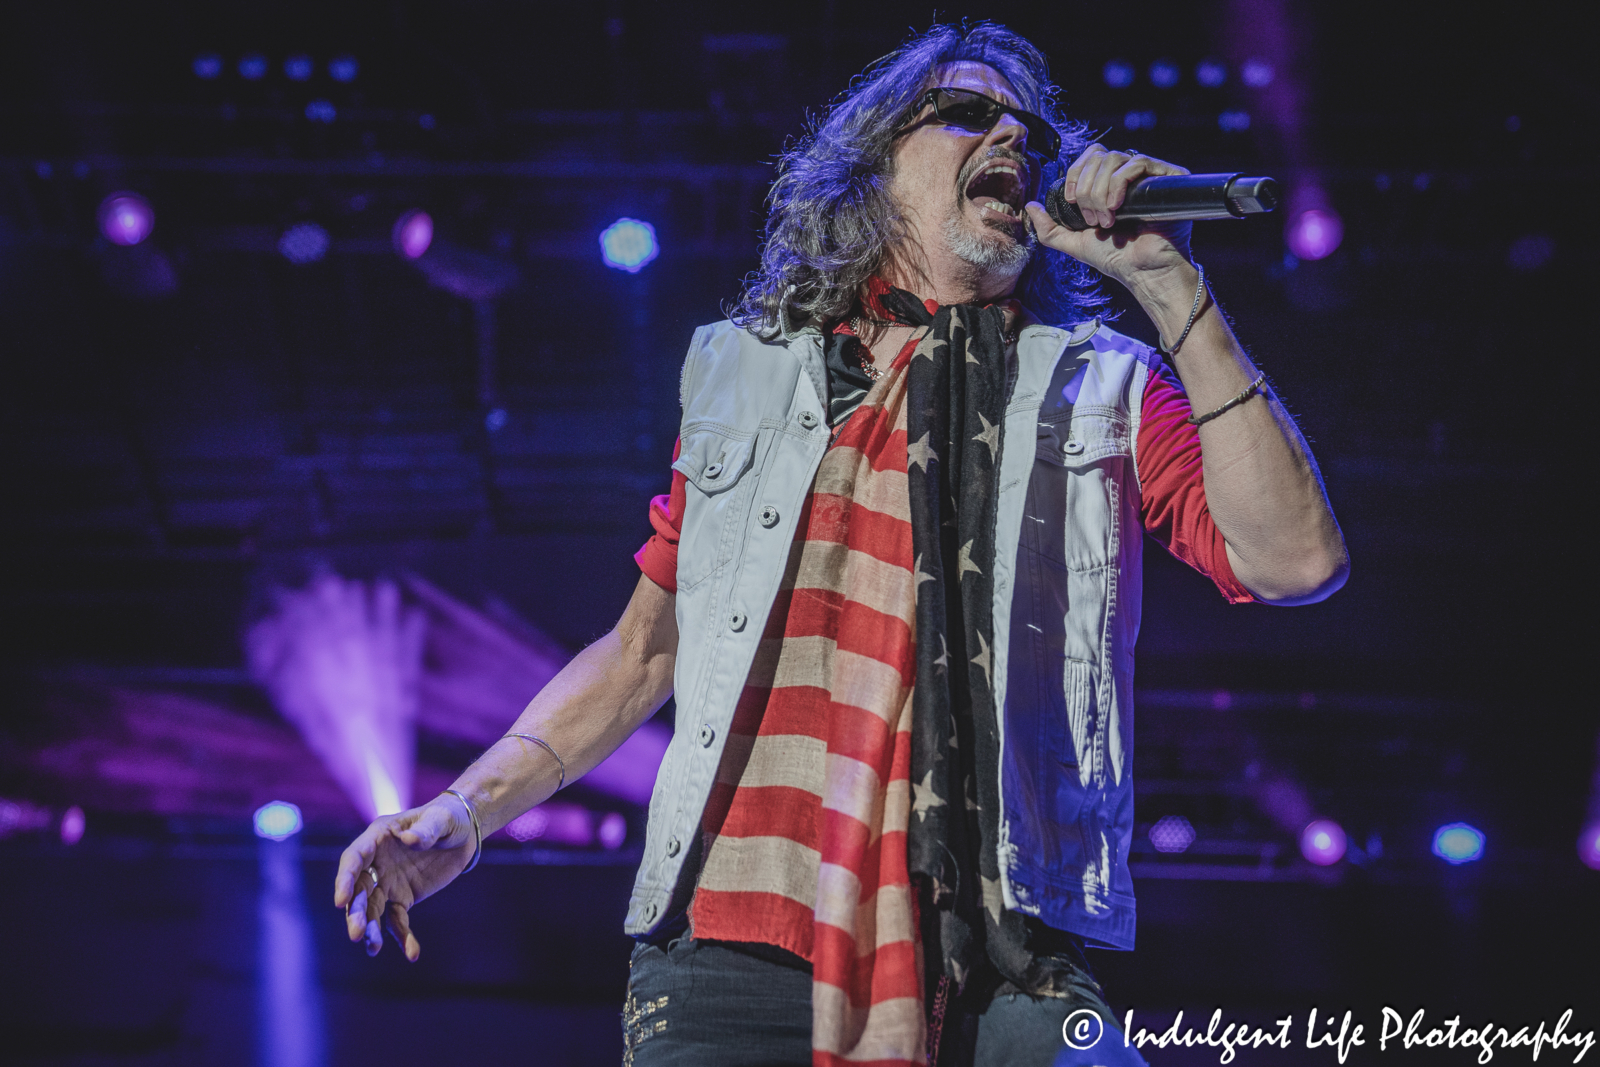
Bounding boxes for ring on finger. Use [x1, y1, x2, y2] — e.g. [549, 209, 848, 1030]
[366, 865, 381, 890]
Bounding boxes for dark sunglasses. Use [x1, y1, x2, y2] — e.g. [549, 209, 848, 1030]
[909, 87, 1062, 161]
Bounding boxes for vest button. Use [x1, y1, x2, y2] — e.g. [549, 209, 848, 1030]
[797, 411, 819, 430]
[729, 611, 747, 631]
[665, 836, 681, 857]
[697, 724, 716, 747]
[758, 505, 780, 527]
[1063, 439, 1085, 456]
[642, 901, 659, 923]
[704, 462, 724, 479]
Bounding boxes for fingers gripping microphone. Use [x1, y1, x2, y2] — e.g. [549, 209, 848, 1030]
[1044, 173, 1279, 231]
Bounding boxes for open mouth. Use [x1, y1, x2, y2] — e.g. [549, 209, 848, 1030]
[964, 159, 1028, 222]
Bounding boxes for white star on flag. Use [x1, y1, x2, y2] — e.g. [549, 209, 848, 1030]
[957, 539, 982, 580]
[970, 631, 991, 684]
[912, 769, 947, 821]
[971, 412, 1000, 457]
[906, 432, 938, 472]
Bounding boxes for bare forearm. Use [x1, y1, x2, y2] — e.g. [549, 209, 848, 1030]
[1132, 263, 1348, 603]
[441, 576, 677, 834]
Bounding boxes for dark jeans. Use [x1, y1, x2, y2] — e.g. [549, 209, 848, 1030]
[621, 938, 1148, 1067]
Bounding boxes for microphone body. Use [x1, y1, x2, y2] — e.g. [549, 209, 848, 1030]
[1043, 173, 1279, 231]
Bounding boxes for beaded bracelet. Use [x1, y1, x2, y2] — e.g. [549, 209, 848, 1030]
[1187, 373, 1268, 426]
[1157, 262, 1207, 357]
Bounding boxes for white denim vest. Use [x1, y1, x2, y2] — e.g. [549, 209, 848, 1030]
[625, 317, 1154, 950]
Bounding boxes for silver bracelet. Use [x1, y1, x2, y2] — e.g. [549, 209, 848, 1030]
[504, 732, 566, 793]
[1157, 262, 1207, 357]
[442, 788, 482, 873]
[1187, 372, 1267, 426]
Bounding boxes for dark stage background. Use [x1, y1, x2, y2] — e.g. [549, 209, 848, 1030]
[1, 2, 1594, 1065]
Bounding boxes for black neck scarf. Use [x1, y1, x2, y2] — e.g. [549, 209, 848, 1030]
[880, 287, 1086, 1065]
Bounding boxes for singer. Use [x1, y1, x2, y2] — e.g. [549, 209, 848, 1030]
[333, 21, 1348, 1067]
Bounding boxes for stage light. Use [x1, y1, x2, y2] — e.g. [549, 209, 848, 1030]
[1148, 59, 1180, 89]
[1432, 822, 1485, 865]
[598, 812, 628, 850]
[392, 209, 434, 259]
[1507, 234, 1555, 272]
[1218, 111, 1251, 132]
[329, 55, 359, 83]
[1286, 208, 1343, 261]
[193, 53, 223, 80]
[98, 192, 155, 246]
[278, 222, 329, 264]
[1300, 819, 1347, 866]
[238, 53, 268, 81]
[1149, 815, 1195, 853]
[1241, 59, 1275, 88]
[284, 54, 314, 82]
[1579, 823, 1600, 871]
[1124, 110, 1157, 131]
[600, 217, 658, 273]
[254, 800, 304, 841]
[305, 100, 336, 123]
[505, 807, 550, 842]
[60, 806, 86, 845]
[1196, 59, 1227, 87]
[1102, 59, 1135, 89]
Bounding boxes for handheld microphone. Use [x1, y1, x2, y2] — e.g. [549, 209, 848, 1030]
[1043, 173, 1279, 231]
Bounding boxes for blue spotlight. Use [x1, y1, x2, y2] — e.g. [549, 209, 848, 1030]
[1432, 822, 1485, 865]
[278, 223, 329, 264]
[1148, 59, 1180, 89]
[254, 801, 304, 841]
[284, 54, 314, 82]
[1300, 819, 1347, 866]
[1196, 58, 1227, 87]
[1102, 59, 1135, 89]
[1579, 823, 1600, 871]
[193, 53, 224, 80]
[600, 218, 659, 273]
[329, 55, 359, 83]
[305, 100, 336, 123]
[238, 53, 269, 81]
[1218, 111, 1252, 132]
[1241, 59, 1275, 88]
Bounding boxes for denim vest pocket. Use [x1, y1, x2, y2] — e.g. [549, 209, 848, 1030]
[673, 422, 761, 592]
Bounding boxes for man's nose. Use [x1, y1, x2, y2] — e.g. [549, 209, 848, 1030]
[991, 110, 1030, 153]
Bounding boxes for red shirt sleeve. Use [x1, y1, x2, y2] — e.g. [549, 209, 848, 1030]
[1136, 361, 1256, 604]
[634, 437, 686, 593]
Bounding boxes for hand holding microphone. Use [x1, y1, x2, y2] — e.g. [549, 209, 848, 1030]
[1023, 144, 1276, 291]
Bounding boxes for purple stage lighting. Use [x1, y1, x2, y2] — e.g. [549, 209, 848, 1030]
[600, 218, 659, 273]
[598, 812, 628, 850]
[1432, 822, 1485, 865]
[59, 806, 86, 845]
[1218, 111, 1252, 132]
[305, 99, 336, 123]
[284, 54, 313, 82]
[193, 53, 223, 80]
[1102, 59, 1135, 89]
[329, 55, 359, 83]
[1149, 815, 1195, 853]
[1286, 208, 1343, 261]
[393, 210, 434, 259]
[98, 192, 155, 246]
[1300, 819, 1347, 865]
[1241, 58, 1275, 88]
[254, 801, 304, 841]
[1579, 824, 1600, 871]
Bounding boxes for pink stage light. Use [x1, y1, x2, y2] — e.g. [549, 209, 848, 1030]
[393, 210, 434, 259]
[598, 812, 627, 850]
[1300, 819, 1347, 866]
[1579, 823, 1600, 871]
[504, 803, 593, 846]
[1286, 208, 1343, 261]
[98, 192, 155, 246]
[59, 806, 86, 845]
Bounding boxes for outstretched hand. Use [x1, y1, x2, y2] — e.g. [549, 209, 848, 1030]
[333, 796, 476, 961]
[1025, 144, 1196, 296]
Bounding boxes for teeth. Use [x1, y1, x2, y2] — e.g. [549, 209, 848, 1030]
[983, 200, 1018, 216]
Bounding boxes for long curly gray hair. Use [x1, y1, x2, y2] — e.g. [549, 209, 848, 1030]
[730, 22, 1106, 337]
